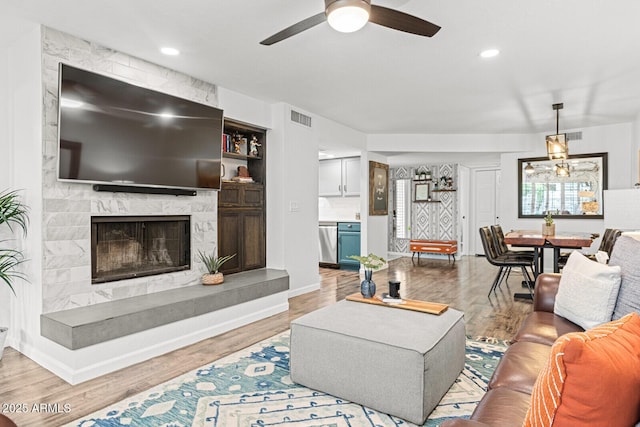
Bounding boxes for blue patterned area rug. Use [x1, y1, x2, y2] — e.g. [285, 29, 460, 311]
[66, 332, 507, 427]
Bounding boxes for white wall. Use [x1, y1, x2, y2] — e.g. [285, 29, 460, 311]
[3, 24, 43, 354]
[634, 112, 640, 185]
[218, 87, 271, 130]
[0, 22, 13, 330]
[274, 104, 320, 296]
[368, 133, 536, 154]
[361, 152, 389, 259]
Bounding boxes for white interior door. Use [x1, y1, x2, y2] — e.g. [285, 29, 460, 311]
[473, 169, 499, 255]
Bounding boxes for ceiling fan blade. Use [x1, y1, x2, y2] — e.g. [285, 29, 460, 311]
[260, 12, 326, 45]
[369, 5, 440, 37]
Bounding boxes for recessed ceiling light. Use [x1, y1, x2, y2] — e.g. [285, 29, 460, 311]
[161, 47, 180, 56]
[480, 48, 500, 58]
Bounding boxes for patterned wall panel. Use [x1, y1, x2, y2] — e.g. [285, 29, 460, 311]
[389, 164, 458, 253]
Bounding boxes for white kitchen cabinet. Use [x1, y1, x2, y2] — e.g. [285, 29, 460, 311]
[342, 157, 360, 196]
[319, 157, 360, 197]
[319, 159, 343, 197]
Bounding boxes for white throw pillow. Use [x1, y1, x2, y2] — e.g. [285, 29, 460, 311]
[554, 251, 622, 330]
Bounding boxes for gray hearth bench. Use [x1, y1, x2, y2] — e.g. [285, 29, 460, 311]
[40, 268, 289, 350]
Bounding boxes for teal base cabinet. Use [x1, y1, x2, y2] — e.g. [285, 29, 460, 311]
[338, 222, 361, 270]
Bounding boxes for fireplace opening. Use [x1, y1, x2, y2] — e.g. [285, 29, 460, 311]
[91, 216, 190, 284]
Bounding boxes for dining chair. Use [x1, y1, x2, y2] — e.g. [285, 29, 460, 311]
[489, 225, 535, 284]
[479, 227, 534, 298]
[490, 225, 535, 260]
[557, 228, 622, 269]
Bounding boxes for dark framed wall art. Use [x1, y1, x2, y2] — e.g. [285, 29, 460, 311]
[369, 161, 389, 215]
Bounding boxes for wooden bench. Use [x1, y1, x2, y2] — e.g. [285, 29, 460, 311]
[410, 239, 457, 264]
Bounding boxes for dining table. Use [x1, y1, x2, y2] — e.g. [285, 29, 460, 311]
[504, 230, 597, 275]
[503, 230, 597, 299]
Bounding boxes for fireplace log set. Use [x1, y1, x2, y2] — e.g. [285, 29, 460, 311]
[91, 216, 190, 283]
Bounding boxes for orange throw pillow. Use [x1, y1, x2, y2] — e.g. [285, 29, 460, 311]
[523, 312, 640, 427]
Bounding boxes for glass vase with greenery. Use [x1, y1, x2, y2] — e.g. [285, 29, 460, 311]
[348, 253, 386, 298]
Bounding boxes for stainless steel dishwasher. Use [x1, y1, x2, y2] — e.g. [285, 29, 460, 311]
[319, 221, 338, 267]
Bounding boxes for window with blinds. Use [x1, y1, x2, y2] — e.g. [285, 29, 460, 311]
[395, 179, 412, 238]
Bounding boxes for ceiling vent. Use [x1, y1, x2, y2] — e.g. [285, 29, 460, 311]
[291, 109, 312, 128]
[566, 131, 582, 141]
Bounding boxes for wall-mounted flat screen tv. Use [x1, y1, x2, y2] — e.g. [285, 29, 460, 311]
[57, 63, 223, 191]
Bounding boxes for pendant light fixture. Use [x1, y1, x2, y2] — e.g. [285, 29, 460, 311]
[524, 162, 535, 175]
[546, 103, 568, 160]
[555, 160, 570, 177]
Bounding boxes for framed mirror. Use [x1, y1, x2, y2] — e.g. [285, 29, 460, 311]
[414, 182, 431, 202]
[518, 152, 608, 219]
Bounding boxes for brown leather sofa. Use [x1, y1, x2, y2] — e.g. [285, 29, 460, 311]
[441, 273, 583, 427]
[0, 414, 17, 427]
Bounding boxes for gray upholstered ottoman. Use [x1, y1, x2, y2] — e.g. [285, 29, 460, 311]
[290, 299, 465, 424]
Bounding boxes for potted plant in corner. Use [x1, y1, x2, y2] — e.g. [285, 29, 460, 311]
[197, 250, 236, 285]
[0, 189, 29, 359]
[542, 212, 555, 236]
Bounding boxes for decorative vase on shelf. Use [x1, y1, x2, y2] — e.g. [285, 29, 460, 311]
[360, 269, 376, 298]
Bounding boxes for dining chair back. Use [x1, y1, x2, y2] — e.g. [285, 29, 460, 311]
[558, 228, 622, 268]
[490, 224, 510, 255]
[479, 227, 534, 298]
[599, 228, 623, 255]
[490, 225, 535, 265]
[480, 226, 502, 264]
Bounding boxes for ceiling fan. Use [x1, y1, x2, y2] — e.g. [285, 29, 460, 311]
[260, 0, 441, 45]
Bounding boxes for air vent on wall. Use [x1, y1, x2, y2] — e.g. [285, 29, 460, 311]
[566, 131, 582, 141]
[291, 109, 312, 127]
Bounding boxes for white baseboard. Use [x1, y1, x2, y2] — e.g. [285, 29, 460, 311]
[288, 282, 320, 298]
[21, 292, 289, 385]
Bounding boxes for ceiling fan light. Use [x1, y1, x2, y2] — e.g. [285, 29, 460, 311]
[326, 1, 371, 33]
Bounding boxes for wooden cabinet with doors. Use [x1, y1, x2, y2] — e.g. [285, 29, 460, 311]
[218, 199, 265, 273]
[218, 118, 267, 274]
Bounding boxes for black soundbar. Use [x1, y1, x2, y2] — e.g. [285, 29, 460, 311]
[92, 184, 197, 196]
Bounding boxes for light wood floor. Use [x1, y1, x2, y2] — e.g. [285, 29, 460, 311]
[0, 255, 533, 426]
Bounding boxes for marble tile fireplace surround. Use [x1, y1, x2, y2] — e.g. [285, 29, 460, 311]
[40, 27, 219, 314]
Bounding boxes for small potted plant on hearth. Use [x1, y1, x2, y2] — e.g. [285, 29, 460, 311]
[197, 250, 236, 285]
[542, 212, 555, 236]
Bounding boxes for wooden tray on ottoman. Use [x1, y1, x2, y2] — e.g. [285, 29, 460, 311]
[346, 293, 448, 315]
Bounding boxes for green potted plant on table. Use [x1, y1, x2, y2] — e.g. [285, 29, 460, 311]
[197, 250, 236, 285]
[542, 212, 555, 236]
[348, 253, 386, 298]
[0, 189, 29, 359]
